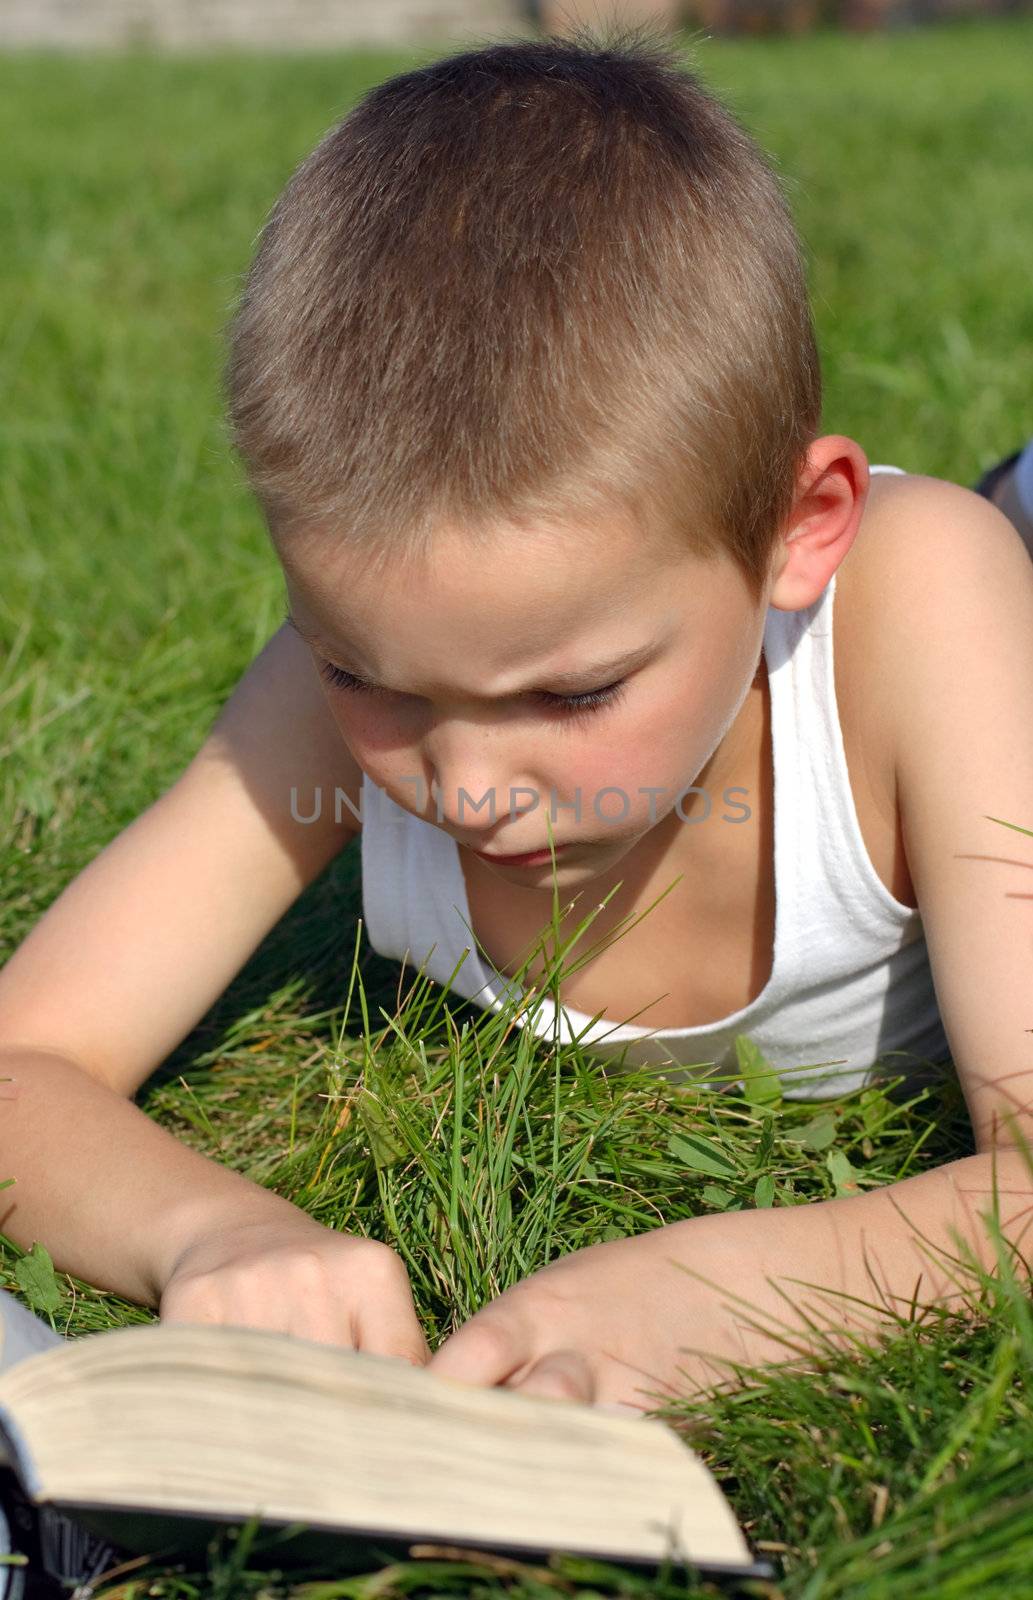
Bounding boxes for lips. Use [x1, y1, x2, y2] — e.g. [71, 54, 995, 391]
[474, 844, 569, 864]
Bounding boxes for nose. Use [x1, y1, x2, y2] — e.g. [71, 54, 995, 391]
[429, 771, 513, 835]
[423, 728, 537, 837]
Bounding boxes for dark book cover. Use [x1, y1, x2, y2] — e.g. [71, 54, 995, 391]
[0, 1472, 777, 1596]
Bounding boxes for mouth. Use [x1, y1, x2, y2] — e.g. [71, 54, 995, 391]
[471, 843, 571, 868]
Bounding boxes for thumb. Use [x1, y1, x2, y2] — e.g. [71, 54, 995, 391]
[508, 1349, 594, 1405]
[428, 1314, 526, 1388]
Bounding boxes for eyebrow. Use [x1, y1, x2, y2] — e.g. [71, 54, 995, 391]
[284, 609, 655, 697]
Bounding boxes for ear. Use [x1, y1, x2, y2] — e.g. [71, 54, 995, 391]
[767, 437, 870, 613]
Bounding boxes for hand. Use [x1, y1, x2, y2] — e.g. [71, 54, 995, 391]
[159, 1212, 431, 1367]
[427, 1229, 745, 1412]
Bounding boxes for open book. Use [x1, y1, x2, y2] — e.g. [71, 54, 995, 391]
[0, 1322, 775, 1590]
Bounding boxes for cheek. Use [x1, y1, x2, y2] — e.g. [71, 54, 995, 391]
[570, 701, 685, 820]
[325, 696, 412, 763]
[577, 679, 737, 824]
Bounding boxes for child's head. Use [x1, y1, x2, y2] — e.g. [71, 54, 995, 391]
[226, 27, 857, 874]
[226, 25, 821, 607]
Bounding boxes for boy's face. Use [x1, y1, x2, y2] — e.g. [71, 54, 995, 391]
[282, 511, 784, 885]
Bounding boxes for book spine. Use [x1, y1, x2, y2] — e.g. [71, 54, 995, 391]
[0, 1470, 121, 1599]
[37, 1503, 121, 1594]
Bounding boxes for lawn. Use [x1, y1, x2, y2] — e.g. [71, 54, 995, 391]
[2, 14, 1033, 1598]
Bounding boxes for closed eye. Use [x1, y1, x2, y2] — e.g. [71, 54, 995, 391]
[316, 660, 627, 720]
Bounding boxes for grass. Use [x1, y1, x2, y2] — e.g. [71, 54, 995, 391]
[2, 13, 1033, 1597]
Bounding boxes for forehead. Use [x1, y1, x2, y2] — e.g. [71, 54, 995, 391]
[280, 513, 718, 642]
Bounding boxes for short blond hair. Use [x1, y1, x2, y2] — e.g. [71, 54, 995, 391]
[226, 24, 821, 603]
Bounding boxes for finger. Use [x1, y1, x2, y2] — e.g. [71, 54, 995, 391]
[370, 1308, 433, 1368]
[427, 1316, 526, 1387]
[404, 1304, 434, 1367]
[593, 1400, 647, 1419]
[393, 1331, 433, 1369]
[508, 1349, 595, 1405]
[352, 1281, 433, 1368]
[356, 1309, 433, 1368]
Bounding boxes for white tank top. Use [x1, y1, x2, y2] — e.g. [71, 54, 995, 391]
[359, 465, 951, 1099]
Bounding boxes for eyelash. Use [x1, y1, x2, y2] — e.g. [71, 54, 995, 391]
[316, 660, 627, 720]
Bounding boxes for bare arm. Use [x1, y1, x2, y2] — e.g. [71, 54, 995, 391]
[0, 1046, 307, 1308]
[0, 622, 360, 1306]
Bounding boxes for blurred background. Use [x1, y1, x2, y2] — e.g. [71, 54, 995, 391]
[2, 0, 1030, 943]
[1, 0, 1030, 49]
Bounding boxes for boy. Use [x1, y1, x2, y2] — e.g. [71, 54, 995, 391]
[1, 28, 1031, 1410]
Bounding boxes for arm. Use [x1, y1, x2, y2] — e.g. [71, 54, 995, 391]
[0, 1046, 310, 1309]
[425, 1146, 1033, 1409]
[647, 1146, 1033, 1388]
[0, 621, 360, 1308]
[857, 477, 1033, 1158]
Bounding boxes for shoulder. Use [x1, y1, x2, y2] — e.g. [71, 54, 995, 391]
[850, 462, 1033, 557]
[839, 466, 1033, 637]
[833, 468, 1033, 828]
[836, 465, 1033, 807]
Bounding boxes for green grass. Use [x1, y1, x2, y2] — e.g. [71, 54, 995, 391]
[2, 15, 1033, 1598]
